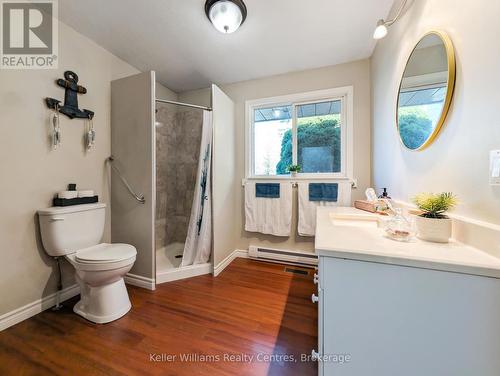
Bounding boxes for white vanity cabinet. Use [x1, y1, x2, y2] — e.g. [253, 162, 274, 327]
[314, 207, 500, 376]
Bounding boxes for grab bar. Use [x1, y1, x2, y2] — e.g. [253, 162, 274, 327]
[106, 156, 146, 204]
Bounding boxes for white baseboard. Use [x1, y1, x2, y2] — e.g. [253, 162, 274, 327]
[156, 262, 212, 284]
[214, 249, 248, 277]
[0, 284, 80, 332]
[124, 273, 156, 291]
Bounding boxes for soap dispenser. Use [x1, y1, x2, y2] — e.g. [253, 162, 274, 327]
[378, 188, 391, 199]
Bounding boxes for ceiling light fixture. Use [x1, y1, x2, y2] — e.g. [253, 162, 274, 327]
[373, 0, 408, 40]
[205, 0, 247, 34]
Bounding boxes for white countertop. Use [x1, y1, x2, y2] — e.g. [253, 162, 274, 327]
[315, 207, 500, 279]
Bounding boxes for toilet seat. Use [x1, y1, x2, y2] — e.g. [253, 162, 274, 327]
[65, 243, 137, 272]
[76, 243, 136, 263]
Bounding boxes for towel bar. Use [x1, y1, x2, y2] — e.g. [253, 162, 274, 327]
[241, 178, 356, 188]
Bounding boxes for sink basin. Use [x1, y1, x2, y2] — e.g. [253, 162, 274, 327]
[329, 212, 383, 228]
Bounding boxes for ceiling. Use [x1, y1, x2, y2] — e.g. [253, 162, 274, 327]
[59, 0, 395, 92]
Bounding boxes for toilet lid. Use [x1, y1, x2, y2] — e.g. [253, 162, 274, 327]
[76, 243, 136, 263]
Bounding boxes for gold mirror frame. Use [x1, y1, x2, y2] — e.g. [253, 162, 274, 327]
[396, 30, 456, 151]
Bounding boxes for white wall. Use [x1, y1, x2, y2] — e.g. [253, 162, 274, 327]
[211, 85, 239, 267]
[181, 59, 372, 253]
[156, 82, 178, 102]
[111, 72, 156, 281]
[371, 0, 500, 225]
[178, 89, 211, 108]
[0, 21, 139, 316]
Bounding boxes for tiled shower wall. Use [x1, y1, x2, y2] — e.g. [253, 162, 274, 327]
[156, 105, 202, 249]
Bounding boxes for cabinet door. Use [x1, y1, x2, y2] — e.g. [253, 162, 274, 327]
[321, 256, 500, 376]
[317, 260, 325, 376]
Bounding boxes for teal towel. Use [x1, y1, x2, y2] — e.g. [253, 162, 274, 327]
[256, 183, 280, 198]
[309, 183, 338, 202]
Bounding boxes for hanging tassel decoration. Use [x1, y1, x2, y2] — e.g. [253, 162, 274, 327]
[52, 104, 61, 150]
[85, 115, 96, 150]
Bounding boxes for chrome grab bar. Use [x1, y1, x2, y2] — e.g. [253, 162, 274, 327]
[106, 156, 146, 204]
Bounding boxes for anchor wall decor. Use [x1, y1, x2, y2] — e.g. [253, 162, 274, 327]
[45, 70, 94, 119]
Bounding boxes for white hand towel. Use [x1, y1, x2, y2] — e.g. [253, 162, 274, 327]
[58, 191, 77, 199]
[244, 182, 292, 237]
[298, 181, 352, 237]
[78, 190, 94, 198]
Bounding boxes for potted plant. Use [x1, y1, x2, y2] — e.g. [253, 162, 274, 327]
[412, 192, 457, 243]
[287, 164, 301, 177]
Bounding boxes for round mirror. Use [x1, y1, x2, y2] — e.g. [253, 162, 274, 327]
[397, 31, 456, 150]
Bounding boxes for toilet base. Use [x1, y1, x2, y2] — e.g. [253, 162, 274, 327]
[74, 277, 132, 324]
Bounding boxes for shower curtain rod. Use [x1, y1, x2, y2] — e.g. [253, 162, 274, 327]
[155, 98, 212, 111]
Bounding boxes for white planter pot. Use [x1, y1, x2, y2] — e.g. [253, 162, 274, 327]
[290, 171, 298, 177]
[415, 216, 452, 243]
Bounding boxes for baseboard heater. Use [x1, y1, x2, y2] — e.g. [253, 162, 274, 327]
[248, 245, 318, 266]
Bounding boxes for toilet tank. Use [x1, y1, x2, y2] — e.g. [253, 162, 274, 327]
[38, 203, 106, 256]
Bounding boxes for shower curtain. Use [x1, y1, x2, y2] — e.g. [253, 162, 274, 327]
[181, 110, 213, 266]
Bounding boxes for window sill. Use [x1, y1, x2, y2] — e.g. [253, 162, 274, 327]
[246, 175, 350, 180]
[243, 175, 355, 187]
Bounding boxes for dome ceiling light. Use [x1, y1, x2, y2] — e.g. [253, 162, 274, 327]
[205, 0, 247, 34]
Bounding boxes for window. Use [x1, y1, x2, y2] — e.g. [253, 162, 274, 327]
[253, 105, 292, 175]
[296, 100, 341, 174]
[246, 87, 353, 179]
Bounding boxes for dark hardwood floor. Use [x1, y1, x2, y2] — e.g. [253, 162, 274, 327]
[0, 258, 318, 376]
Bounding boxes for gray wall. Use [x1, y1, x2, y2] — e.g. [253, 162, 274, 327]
[156, 105, 202, 248]
[0, 21, 139, 316]
[371, 0, 500, 224]
[155, 103, 177, 249]
[180, 59, 372, 254]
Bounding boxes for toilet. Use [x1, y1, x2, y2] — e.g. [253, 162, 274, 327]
[38, 203, 137, 324]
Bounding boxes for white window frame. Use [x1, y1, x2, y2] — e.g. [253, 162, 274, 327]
[245, 86, 354, 181]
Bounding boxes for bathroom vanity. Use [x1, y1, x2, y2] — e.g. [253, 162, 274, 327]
[313, 207, 500, 376]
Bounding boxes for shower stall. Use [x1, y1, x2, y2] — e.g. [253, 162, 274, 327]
[110, 71, 236, 289]
[154, 100, 212, 282]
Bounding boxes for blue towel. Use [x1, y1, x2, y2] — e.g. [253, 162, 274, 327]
[309, 183, 338, 202]
[256, 183, 280, 198]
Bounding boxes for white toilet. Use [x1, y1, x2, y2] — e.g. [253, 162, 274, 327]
[38, 203, 137, 324]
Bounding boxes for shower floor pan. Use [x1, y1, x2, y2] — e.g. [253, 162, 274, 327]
[156, 242, 211, 284]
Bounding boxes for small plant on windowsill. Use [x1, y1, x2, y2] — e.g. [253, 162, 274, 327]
[287, 164, 301, 177]
[412, 192, 458, 243]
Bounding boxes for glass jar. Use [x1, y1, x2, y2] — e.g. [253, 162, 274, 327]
[384, 208, 415, 242]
